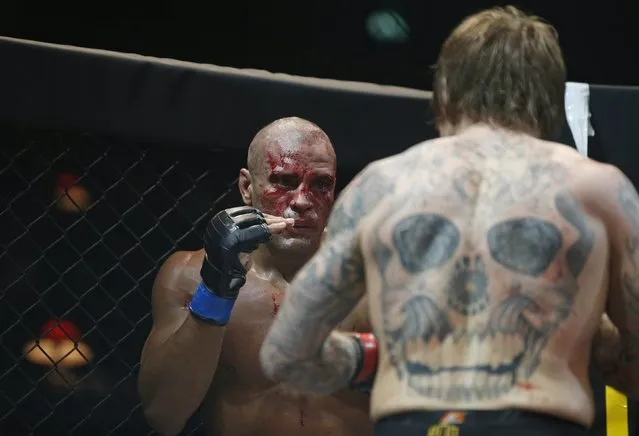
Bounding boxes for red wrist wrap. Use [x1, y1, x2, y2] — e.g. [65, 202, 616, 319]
[352, 333, 378, 384]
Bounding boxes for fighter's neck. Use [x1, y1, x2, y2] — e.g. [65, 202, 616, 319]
[250, 245, 311, 283]
[442, 121, 536, 139]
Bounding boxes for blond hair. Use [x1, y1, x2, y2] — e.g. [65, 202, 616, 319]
[433, 6, 566, 139]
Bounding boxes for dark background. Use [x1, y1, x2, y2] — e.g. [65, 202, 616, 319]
[0, 1, 636, 435]
[1, 0, 638, 90]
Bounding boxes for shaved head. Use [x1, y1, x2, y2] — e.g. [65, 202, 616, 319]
[247, 117, 335, 178]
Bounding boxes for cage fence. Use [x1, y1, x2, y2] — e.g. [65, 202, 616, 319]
[0, 122, 246, 435]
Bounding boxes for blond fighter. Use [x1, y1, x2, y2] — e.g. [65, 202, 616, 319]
[260, 6, 639, 436]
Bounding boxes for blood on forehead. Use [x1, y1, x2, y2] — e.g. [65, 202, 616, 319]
[263, 140, 335, 177]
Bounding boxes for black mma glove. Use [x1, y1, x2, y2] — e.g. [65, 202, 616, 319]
[189, 206, 271, 325]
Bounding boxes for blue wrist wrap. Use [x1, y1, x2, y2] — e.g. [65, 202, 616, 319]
[189, 283, 237, 325]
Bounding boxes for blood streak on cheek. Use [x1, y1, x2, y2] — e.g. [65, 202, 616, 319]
[261, 186, 291, 216]
[263, 152, 333, 215]
[313, 188, 332, 212]
[262, 154, 295, 216]
[304, 184, 332, 218]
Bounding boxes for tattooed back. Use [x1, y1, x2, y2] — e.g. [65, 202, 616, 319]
[359, 126, 610, 427]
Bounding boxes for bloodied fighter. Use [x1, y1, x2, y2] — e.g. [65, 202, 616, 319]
[138, 117, 373, 436]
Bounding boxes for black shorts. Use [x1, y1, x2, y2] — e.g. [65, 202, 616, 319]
[374, 409, 589, 436]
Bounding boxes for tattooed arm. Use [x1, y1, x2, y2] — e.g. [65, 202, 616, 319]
[599, 167, 639, 398]
[259, 164, 390, 395]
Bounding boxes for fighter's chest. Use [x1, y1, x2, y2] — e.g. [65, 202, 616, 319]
[217, 281, 358, 389]
[216, 287, 280, 382]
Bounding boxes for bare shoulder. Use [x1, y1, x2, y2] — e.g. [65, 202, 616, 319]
[576, 160, 626, 187]
[548, 152, 639, 238]
[563, 156, 629, 207]
[156, 249, 204, 287]
[529, 138, 621, 188]
[152, 249, 205, 308]
[382, 137, 451, 166]
[351, 139, 439, 184]
[141, 249, 205, 354]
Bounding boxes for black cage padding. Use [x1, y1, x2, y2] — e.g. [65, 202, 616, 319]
[0, 36, 437, 168]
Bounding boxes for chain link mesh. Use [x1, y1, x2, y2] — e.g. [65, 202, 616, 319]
[0, 123, 246, 435]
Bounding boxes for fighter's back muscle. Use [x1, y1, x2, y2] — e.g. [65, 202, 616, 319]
[359, 131, 610, 422]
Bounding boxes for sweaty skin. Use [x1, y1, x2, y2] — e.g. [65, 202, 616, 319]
[361, 126, 615, 427]
[260, 123, 633, 429]
[138, 117, 372, 436]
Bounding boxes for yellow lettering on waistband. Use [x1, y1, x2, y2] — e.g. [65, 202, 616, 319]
[427, 424, 460, 436]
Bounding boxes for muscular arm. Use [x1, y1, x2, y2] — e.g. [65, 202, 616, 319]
[138, 251, 226, 435]
[260, 164, 391, 395]
[598, 167, 639, 398]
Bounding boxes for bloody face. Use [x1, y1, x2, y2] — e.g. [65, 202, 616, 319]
[254, 139, 336, 251]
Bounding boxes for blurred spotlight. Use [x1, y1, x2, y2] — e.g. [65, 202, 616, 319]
[23, 319, 93, 369]
[366, 9, 410, 43]
[54, 172, 91, 213]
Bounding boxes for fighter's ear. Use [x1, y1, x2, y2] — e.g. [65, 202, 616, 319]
[238, 168, 253, 206]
